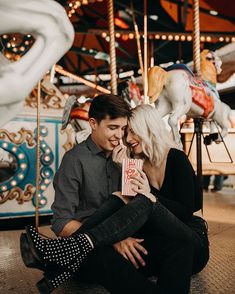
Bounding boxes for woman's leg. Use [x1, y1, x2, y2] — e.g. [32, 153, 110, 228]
[77, 194, 125, 233]
[143, 202, 209, 276]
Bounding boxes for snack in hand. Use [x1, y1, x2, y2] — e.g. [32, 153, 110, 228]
[122, 158, 143, 196]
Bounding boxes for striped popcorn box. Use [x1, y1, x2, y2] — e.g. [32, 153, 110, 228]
[122, 158, 143, 196]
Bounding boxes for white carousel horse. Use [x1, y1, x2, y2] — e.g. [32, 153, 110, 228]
[148, 50, 233, 147]
[0, 0, 74, 127]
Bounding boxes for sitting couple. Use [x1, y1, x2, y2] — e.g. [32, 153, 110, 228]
[20, 94, 209, 294]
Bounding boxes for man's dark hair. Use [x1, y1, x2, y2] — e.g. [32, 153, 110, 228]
[88, 94, 131, 122]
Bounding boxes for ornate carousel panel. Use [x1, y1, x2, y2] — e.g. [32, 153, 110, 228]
[0, 80, 75, 219]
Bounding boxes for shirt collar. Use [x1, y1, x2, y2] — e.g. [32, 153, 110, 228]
[86, 135, 107, 157]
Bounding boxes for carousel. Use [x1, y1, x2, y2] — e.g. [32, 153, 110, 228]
[0, 1, 235, 293]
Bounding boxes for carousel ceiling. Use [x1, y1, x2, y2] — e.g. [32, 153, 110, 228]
[1, 0, 235, 98]
[53, 0, 235, 80]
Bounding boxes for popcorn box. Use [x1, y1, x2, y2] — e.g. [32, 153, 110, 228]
[122, 158, 143, 196]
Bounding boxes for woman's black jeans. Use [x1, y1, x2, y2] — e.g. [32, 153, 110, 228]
[77, 194, 209, 294]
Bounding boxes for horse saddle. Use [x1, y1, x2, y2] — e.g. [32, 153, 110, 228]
[70, 102, 91, 121]
[189, 76, 214, 118]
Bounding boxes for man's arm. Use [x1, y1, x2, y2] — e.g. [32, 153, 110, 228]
[58, 220, 82, 237]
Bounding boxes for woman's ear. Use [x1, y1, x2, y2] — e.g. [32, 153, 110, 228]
[89, 118, 97, 130]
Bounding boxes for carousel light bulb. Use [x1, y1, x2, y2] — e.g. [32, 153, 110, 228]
[206, 36, 211, 42]
[2, 35, 8, 39]
[168, 35, 173, 40]
[6, 43, 11, 48]
[101, 32, 107, 38]
[129, 33, 134, 39]
[115, 33, 121, 38]
[21, 163, 27, 169]
[187, 35, 192, 41]
[155, 34, 160, 39]
[180, 35, 186, 41]
[161, 35, 167, 40]
[174, 35, 179, 41]
[232, 37, 235, 42]
[200, 36, 205, 42]
[225, 37, 230, 42]
[3, 142, 8, 148]
[1, 186, 7, 191]
[11, 180, 17, 186]
[18, 153, 25, 159]
[219, 37, 224, 42]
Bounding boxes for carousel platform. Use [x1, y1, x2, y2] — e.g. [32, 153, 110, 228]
[0, 188, 235, 294]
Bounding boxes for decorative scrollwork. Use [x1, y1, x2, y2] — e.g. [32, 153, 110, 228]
[61, 128, 75, 152]
[0, 128, 35, 147]
[0, 184, 35, 204]
[25, 82, 63, 109]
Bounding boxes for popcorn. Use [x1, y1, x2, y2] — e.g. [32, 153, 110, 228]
[122, 158, 143, 196]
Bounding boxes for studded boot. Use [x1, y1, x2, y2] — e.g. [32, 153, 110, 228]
[21, 226, 93, 293]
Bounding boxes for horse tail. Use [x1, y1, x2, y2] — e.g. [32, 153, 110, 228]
[148, 66, 168, 103]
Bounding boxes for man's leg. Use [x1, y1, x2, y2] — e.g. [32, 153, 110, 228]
[76, 246, 156, 294]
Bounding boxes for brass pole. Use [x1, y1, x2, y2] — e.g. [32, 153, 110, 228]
[193, 0, 201, 76]
[107, 0, 117, 94]
[35, 81, 41, 230]
[144, 0, 148, 103]
[131, 1, 144, 81]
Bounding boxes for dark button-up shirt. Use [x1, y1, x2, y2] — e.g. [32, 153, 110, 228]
[51, 135, 121, 235]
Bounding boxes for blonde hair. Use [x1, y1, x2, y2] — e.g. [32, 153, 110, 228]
[129, 105, 181, 166]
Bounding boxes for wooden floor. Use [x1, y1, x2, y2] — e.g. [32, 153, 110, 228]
[0, 188, 235, 294]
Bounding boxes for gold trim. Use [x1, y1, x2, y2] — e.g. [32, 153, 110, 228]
[0, 128, 35, 147]
[0, 184, 35, 204]
[61, 128, 75, 152]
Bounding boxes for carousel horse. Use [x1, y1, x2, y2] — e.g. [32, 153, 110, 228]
[148, 49, 233, 147]
[62, 78, 143, 143]
[0, 0, 74, 127]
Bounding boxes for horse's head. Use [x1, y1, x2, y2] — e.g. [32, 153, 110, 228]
[200, 50, 222, 84]
[147, 66, 168, 104]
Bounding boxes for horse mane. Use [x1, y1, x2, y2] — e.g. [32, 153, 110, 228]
[148, 66, 168, 103]
[200, 49, 217, 85]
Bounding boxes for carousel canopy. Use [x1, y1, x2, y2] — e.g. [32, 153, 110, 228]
[1, 0, 235, 106]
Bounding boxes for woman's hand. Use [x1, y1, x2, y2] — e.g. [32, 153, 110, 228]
[113, 237, 147, 269]
[131, 170, 156, 202]
[112, 143, 127, 166]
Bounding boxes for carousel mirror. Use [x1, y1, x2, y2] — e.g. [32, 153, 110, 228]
[0, 147, 18, 182]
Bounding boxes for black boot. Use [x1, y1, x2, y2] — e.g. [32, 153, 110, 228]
[20, 226, 93, 291]
[36, 269, 72, 293]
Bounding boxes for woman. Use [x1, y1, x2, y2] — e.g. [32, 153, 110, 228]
[21, 105, 209, 293]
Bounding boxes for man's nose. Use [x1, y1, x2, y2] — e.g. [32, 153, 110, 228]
[115, 129, 122, 139]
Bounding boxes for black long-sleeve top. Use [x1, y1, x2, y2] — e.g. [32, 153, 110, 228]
[151, 148, 201, 222]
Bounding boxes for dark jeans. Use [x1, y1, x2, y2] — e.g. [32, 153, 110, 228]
[76, 194, 209, 294]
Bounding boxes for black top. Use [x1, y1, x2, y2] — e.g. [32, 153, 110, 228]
[151, 148, 201, 222]
[51, 135, 122, 235]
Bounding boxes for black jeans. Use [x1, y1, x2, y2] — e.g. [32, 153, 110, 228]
[76, 194, 209, 294]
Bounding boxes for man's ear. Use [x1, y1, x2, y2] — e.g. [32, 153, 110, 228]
[89, 118, 97, 130]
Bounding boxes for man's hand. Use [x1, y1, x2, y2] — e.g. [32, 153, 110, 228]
[112, 143, 127, 166]
[113, 237, 148, 269]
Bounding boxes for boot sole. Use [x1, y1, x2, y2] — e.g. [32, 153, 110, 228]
[20, 232, 45, 271]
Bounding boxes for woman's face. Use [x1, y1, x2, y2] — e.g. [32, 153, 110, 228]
[126, 124, 143, 155]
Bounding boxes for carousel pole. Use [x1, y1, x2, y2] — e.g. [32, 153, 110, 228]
[192, 0, 203, 210]
[107, 0, 117, 94]
[35, 81, 41, 230]
[131, 1, 144, 82]
[143, 0, 148, 103]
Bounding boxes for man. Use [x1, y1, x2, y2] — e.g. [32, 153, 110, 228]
[51, 94, 156, 293]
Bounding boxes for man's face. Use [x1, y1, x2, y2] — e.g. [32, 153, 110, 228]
[90, 116, 128, 154]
